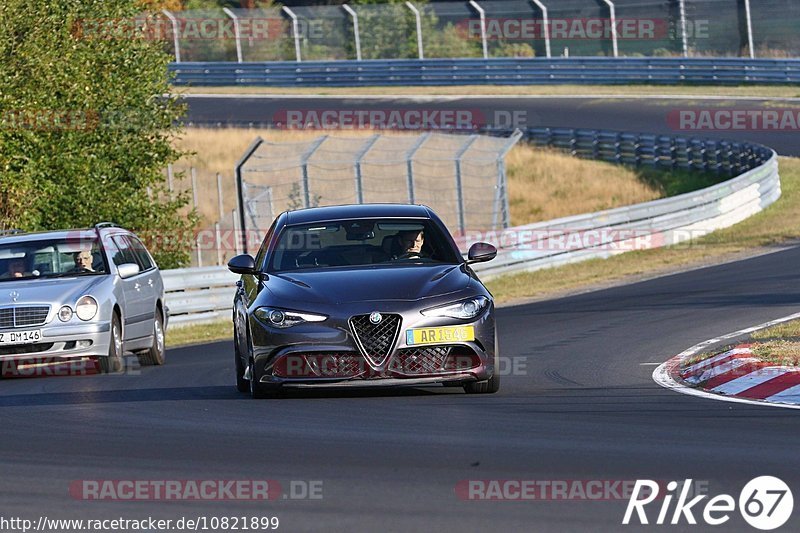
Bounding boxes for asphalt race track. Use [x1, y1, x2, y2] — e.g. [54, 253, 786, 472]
[181, 95, 800, 156]
[2, 245, 800, 531]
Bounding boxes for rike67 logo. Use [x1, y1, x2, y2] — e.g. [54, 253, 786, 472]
[623, 477, 793, 530]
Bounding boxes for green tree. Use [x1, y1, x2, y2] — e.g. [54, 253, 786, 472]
[0, 0, 196, 268]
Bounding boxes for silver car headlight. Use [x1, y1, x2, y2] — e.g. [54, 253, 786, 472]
[254, 307, 327, 328]
[58, 306, 73, 322]
[421, 296, 489, 320]
[75, 296, 98, 321]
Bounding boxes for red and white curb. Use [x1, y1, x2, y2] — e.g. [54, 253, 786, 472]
[653, 312, 800, 409]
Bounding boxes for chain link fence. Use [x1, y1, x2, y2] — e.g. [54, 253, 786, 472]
[234, 131, 521, 254]
[154, 1, 798, 62]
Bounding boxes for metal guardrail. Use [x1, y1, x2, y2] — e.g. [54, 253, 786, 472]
[162, 126, 779, 326]
[169, 58, 800, 87]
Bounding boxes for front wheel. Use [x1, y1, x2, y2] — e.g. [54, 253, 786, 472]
[464, 335, 500, 394]
[137, 311, 165, 366]
[234, 331, 249, 393]
[100, 314, 124, 374]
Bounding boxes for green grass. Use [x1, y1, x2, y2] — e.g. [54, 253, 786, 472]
[487, 157, 800, 303]
[174, 85, 800, 99]
[167, 320, 232, 348]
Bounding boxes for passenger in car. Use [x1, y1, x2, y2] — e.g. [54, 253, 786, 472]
[70, 250, 95, 273]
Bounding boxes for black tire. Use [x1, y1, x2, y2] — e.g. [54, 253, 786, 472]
[234, 330, 249, 393]
[100, 313, 124, 374]
[248, 359, 269, 399]
[137, 311, 165, 366]
[464, 335, 500, 394]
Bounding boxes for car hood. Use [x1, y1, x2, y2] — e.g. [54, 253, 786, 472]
[266, 264, 469, 304]
[0, 276, 108, 307]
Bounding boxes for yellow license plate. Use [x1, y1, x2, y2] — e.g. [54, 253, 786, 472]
[405, 326, 474, 345]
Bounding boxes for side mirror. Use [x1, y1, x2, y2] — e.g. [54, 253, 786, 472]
[466, 242, 497, 264]
[228, 254, 257, 275]
[117, 263, 141, 279]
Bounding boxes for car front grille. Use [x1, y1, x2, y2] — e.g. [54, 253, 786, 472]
[393, 346, 452, 374]
[272, 352, 366, 379]
[349, 313, 402, 368]
[0, 306, 50, 329]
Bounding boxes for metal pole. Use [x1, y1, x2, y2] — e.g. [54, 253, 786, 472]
[282, 6, 302, 62]
[234, 137, 264, 254]
[743, 0, 755, 58]
[342, 4, 362, 61]
[496, 129, 523, 229]
[404, 132, 431, 204]
[222, 8, 243, 63]
[231, 209, 240, 255]
[166, 164, 174, 195]
[530, 0, 551, 58]
[191, 168, 202, 267]
[602, 0, 618, 58]
[678, 0, 689, 57]
[162, 9, 181, 63]
[405, 2, 424, 60]
[468, 0, 488, 59]
[454, 135, 479, 235]
[214, 222, 223, 266]
[216, 173, 224, 221]
[353, 134, 380, 204]
[299, 136, 329, 208]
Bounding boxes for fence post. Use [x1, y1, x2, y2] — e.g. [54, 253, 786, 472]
[190, 168, 202, 267]
[678, 0, 689, 57]
[282, 6, 302, 62]
[530, 0, 551, 58]
[405, 132, 431, 204]
[299, 136, 329, 208]
[223, 8, 243, 63]
[743, 0, 755, 58]
[231, 209, 240, 255]
[234, 137, 264, 254]
[495, 129, 523, 230]
[353, 134, 380, 204]
[162, 10, 181, 63]
[468, 1, 488, 59]
[342, 4, 362, 61]
[216, 173, 225, 222]
[454, 135, 479, 235]
[601, 0, 618, 57]
[405, 2, 424, 60]
[166, 164, 174, 196]
[215, 222, 223, 266]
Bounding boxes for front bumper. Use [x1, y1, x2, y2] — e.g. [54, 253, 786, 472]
[249, 306, 496, 387]
[0, 321, 112, 363]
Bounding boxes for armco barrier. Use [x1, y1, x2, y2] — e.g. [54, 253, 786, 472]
[162, 127, 779, 326]
[169, 57, 800, 87]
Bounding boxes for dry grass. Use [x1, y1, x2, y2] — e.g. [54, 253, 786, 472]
[751, 319, 800, 340]
[175, 85, 800, 98]
[752, 341, 800, 366]
[167, 320, 232, 348]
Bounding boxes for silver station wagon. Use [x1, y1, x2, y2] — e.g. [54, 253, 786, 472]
[0, 224, 167, 374]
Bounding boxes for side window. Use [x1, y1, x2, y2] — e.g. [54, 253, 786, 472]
[110, 236, 138, 267]
[128, 236, 155, 271]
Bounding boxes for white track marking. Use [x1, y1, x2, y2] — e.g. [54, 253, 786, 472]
[652, 311, 800, 409]
[710, 366, 792, 395]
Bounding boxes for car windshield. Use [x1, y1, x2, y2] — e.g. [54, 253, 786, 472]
[268, 219, 461, 273]
[0, 236, 108, 281]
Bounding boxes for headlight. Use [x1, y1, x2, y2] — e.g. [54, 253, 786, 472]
[421, 296, 489, 320]
[75, 296, 98, 321]
[58, 306, 73, 322]
[254, 307, 327, 328]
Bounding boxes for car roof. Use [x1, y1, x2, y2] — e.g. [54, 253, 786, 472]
[0, 227, 130, 246]
[285, 204, 431, 225]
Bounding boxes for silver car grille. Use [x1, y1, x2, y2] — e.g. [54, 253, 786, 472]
[349, 313, 402, 368]
[0, 306, 50, 328]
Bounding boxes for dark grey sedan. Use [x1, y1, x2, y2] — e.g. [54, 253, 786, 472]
[227, 204, 499, 398]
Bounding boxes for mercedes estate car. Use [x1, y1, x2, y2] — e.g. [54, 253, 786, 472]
[0, 224, 167, 375]
[227, 204, 499, 398]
